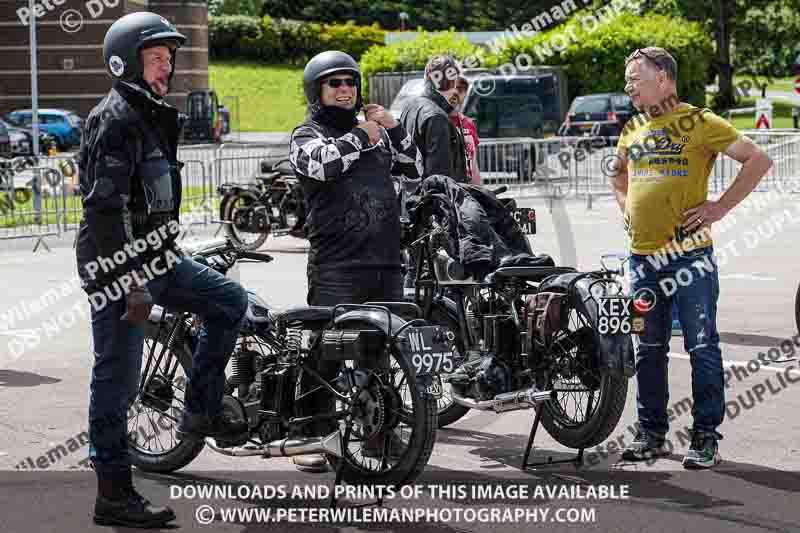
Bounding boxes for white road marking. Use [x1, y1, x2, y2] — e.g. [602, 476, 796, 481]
[718, 273, 776, 281]
[669, 351, 800, 377]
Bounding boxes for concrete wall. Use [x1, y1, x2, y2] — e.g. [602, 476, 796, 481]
[0, 0, 209, 117]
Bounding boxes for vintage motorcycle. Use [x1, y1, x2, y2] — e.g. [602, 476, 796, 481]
[401, 182, 637, 452]
[218, 157, 306, 250]
[125, 237, 449, 487]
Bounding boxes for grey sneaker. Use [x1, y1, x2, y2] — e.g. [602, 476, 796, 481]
[622, 431, 670, 461]
[682, 430, 722, 469]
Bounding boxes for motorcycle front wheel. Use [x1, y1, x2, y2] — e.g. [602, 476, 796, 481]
[126, 319, 206, 473]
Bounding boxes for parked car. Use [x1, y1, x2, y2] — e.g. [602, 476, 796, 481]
[558, 93, 636, 139]
[5, 109, 83, 150]
[182, 90, 224, 143]
[389, 70, 567, 139]
[0, 119, 56, 157]
[793, 53, 800, 75]
[219, 103, 231, 135]
[0, 121, 10, 159]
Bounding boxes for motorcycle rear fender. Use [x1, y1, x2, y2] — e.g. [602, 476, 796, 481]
[333, 308, 435, 398]
[539, 272, 635, 378]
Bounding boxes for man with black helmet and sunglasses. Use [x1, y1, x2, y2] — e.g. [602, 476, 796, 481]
[289, 50, 423, 472]
[76, 12, 249, 528]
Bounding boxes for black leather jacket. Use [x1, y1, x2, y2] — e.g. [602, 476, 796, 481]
[400, 79, 469, 181]
[75, 80, 185, 291]
[289, 116, 423, 272]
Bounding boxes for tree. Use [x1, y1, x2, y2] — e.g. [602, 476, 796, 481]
[636, 0, 737, 110]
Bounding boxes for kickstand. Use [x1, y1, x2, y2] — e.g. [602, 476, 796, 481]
[521, 405, 585, 470]
[328, 423, 384, 510]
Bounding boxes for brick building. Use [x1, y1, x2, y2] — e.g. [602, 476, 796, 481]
[0, 0, 209, 117]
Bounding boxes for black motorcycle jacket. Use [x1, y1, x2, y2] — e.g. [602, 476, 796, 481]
[400, 79, 469, 181]
[289, 113, 423, 272]
[75, 80, 185, 292]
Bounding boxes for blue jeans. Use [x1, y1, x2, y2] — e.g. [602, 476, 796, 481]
[628, 246, 724, 437]
[88, 256, 248, 468]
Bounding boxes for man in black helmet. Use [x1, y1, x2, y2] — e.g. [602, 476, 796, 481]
[289, 50, 423, 472]
[76, 12, 249, 528]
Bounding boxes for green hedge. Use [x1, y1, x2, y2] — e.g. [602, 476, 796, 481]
[486, 12, 713, 107]
[209, 15, 385, 65]
[358, 12, 712, 108]
[359, 29, 485, 99]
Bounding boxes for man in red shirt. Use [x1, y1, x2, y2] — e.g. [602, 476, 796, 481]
[449, 76, 481, 184]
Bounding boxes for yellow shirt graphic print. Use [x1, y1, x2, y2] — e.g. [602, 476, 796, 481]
[617, 103, 741, 255]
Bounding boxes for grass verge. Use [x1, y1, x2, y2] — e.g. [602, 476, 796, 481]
[209, 61, 307, 133]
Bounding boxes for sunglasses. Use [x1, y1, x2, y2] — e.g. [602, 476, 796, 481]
[628, 49, 664, 70]
[322, 78, 356, 88]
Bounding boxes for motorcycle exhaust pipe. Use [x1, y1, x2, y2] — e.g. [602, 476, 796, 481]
[451, 388, 556, 413]
[263, 430, 343, 459]
[205, 431, 343, 458]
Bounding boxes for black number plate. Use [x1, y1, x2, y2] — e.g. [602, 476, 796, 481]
[597, 296, 634, 335]
[400, 326, 455, 376]
[513, 208, 536, 234]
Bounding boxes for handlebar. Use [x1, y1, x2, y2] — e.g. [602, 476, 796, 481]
[492, 185, 507, 196]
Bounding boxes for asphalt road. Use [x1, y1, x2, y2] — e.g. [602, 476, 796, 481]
[1, 194, 799, 532]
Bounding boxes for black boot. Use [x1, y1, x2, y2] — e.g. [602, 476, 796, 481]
[176, 411, 248, 441]
[93, 464, 176, 528]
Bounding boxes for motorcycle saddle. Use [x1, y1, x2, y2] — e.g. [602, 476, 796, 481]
[492, 266, 577, 282]
[275, 306, 335, 327]
[490, 253, 576, 282]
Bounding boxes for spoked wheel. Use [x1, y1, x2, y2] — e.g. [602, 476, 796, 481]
[321, 344, 437, 487]
[126, 321, 205, 473]
[221, 191, 269, 251]
[537, 300, 628, 449]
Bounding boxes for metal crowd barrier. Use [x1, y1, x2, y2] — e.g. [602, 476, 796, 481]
[3, 131, 800, 251]
[0, 158, 72, 251]
[476, 137, 538, 186]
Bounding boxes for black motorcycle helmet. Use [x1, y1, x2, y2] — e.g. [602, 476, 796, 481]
[102, 12, 186, 83]
[302, 50, 363, 112]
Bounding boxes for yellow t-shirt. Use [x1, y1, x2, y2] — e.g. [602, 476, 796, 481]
[617, 102, 741, 255]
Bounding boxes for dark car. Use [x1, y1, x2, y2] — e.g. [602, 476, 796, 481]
[183, 90, 223, 143]
[390, 69, 570, 139]
[558, 93, 636, 138]
[0, 121, 10, 159]
[0, 119, 56, 157]
[793, 53, 800, 75]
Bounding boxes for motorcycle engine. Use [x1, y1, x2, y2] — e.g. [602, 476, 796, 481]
[447, 355, 514, 401]
[234, 205, 270, 232]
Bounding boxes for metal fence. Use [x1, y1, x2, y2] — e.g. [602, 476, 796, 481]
[474, 131, 800, 200]
[367, 70, 425, 108]
[2, 131, 800, 251]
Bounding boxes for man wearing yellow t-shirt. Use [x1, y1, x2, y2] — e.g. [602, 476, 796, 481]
[610, 47, 773, 469]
